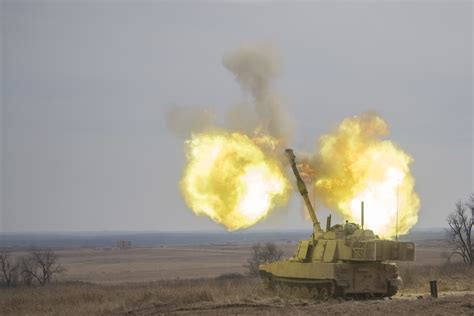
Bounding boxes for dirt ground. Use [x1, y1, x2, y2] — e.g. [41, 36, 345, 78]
[145, 293, 474, 316]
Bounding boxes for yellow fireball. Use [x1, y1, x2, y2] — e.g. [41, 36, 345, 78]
[314, 113, 420, 238]
[181, 131, 289, 231]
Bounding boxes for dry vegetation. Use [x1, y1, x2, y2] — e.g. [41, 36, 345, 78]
[1, 233, 473, 315]
[1, 264, 473, 315]
[0, 277, 265, 315]
[0, 250, 64, 288]
[400, 262, 474, 292]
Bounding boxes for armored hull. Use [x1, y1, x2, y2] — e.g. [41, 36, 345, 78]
[259, 229, 414, 298]
[260, 261, 400, 298]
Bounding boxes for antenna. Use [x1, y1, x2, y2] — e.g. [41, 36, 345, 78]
[396, 179, 400, 241]
[361, 201, 364, 230]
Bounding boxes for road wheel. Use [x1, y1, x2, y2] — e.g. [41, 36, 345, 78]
[261, 275, 274, 290]
[319, 287, 329, 301]
[275, 283, 283, 294]
[298, 286, 311, 299]
[276, 283, 290, 297]
[310, 288, 319, 300]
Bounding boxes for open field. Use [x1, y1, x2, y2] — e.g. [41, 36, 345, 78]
[1, 232, 472, 315]
[3, 243, 456, 284]
[58, 243, 293, 283]
[53, 238, 460, 284]
[1, 234, 456, 284]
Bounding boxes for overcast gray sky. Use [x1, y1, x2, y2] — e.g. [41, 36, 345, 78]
[1, 1, 472, 232]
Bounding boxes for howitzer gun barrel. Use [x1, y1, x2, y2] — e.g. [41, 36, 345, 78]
[285, 148, 323, 233]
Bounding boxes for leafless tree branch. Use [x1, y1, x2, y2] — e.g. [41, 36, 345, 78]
[0, 252, 20, 287]
[20, 249, 65, 286]
[446, 195, 473, 266]
[245, 242, 283, 276]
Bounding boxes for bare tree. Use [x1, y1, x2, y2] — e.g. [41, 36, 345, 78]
[246, 242, 284, 276]
[446, 194, 473, 266]
[19, 256, 35, 286]
[0, 252, 20, 287]
[21, 249, 65, 286]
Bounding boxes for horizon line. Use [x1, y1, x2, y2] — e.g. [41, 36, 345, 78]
[0, 226, 447, 235]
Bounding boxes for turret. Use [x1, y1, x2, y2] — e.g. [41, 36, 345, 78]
[285, 148, 323, 233]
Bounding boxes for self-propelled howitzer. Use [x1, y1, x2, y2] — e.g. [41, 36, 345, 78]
[259, 149, 415, 299]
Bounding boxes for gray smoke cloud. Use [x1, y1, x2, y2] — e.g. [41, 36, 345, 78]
[166, 44, 292, 142]
[223, 44, 292, 142]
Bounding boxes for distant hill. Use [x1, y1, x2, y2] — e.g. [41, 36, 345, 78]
[0, 228, 445, 250]
[0, 231, 308, 249]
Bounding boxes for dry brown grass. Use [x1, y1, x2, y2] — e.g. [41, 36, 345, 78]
[1, 264, 473, 315]
[400, 262, 474, 292]
[0, 277, 274, 315]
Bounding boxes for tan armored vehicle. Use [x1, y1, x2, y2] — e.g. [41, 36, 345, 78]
[259, 149, 415, 299]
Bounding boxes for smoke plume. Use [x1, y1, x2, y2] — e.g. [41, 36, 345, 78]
[165, 44, 291, 144]
[223, 44, 292, 142]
